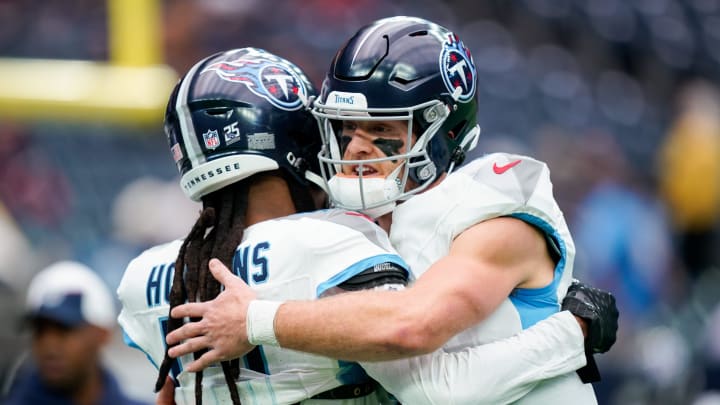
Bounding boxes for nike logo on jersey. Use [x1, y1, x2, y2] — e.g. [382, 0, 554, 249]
[493, 159, 522, 174]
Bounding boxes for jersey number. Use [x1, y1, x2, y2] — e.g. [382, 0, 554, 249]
[233, 242, 270, 284]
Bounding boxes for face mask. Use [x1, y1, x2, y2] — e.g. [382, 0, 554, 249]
[327, 170, 402, 218]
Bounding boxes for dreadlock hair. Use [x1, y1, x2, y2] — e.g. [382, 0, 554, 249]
[153, 170, 318, 405]
[155, 179, 250, 405]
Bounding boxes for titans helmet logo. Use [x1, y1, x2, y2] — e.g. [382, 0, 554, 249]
[440, 33, 477, 102]
[201, 50, 308, 111]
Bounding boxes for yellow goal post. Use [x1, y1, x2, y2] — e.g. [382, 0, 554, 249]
[0, 0, 178, 126]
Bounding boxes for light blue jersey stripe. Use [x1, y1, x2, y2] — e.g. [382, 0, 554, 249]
[122, 329, 160, 370]
[508, 213, 567, 329]
[316, 253, 409, 297]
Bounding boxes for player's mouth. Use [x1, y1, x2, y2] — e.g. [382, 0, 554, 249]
[351, 165, 379, 177]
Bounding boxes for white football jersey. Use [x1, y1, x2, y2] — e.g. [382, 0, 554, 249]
[364, 153, 596, 404]
[117, 209, 407, 405]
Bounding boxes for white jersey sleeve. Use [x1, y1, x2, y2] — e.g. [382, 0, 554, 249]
[117, 239, 183, 373]
[361, 311, 586, 405]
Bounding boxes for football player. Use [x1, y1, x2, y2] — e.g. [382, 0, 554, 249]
[166, 18, 618, 405]
[118, 47, 406, 404]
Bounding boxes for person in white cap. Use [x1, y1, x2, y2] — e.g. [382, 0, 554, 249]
[3, 261, 147, 405]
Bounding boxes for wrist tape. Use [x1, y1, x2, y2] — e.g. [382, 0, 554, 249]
[246, 300, 283, 346]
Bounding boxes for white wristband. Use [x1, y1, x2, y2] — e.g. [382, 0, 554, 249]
[246, 300, 283, 346]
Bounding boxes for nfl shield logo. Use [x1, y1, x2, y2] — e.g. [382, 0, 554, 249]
[203, 129, 220, 150]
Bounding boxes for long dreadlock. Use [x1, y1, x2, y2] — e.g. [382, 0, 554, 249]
[155, 180, 250, 405]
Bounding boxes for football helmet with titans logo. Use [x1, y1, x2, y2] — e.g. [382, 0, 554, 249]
[165, 47, 323, 201]
[312, 16, 480, 217]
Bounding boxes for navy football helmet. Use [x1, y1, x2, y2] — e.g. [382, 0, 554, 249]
[165, 48, 323, 201]
[312, 16, 480, 216]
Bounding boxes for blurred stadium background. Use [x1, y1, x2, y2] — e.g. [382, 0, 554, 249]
[0, 0, 718, 404]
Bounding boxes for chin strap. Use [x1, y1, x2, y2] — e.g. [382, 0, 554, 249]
[305, 170, 328, 194]
[447, 124, 481, 176]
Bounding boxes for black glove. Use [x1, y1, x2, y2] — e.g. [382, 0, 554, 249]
[562, 281, 619, 353]
[561, 280, 620, 383]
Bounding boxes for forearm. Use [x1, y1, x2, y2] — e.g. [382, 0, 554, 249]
[273, 256, 514, 360]
[274, 288, 436, 361]
[362, 311, 587, 404]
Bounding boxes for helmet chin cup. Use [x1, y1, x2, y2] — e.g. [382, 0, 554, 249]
[327, 175, 400, 218]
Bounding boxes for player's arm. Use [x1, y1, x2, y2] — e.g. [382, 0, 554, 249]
[165, 217, 554, 367]
[339, 260, 589, 404]
[272, 216, 545, 358]
[362, 310, 586, 405]
[364, 282, 618, 404]
[319, 253, 592, 404]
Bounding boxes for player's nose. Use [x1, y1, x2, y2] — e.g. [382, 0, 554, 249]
[343, 133, 375, 158]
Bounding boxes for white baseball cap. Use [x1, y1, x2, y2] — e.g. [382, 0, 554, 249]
[26, 261, 116, 330]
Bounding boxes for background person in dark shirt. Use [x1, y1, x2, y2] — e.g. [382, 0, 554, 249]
[3, 261, 147, 405]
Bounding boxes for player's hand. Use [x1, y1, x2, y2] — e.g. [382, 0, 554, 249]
[165, 258, 257, 372]
[561, 281, 619, 354]
[156, 377, 175, 405]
